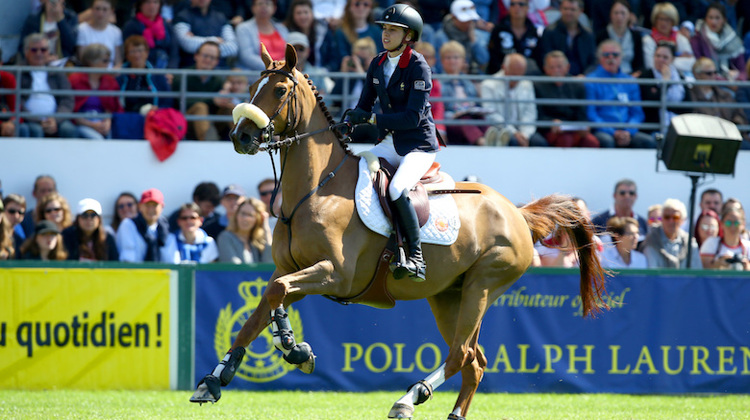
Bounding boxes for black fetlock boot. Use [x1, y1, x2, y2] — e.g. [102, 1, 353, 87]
[390, 192, 427, 281]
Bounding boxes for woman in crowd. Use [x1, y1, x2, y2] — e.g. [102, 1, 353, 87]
[331, 36, 378, 113]
[320, 0, 383, 71]
[690, 2, 746, 81]
[283, 0, 328, 67]
[117, 35, 173, 113]
[69, 43, 123, 139]
[643, 198, 702, 268]
[700, 207, 750, 270]
[638, 41, 686, 132]
[643, 2, 695, 74]
[122, 0, 179, 69]
[601, 217, 647, 269]
[108, 192, 139, 235]
[596, 0, 644, 75]
[440, 41, 487, 145]
[217, 197, 272, 264]
[694, 209, 720, 249]
[487, 0, 541, 75]
[62, 198, 119, 261]
[0, 202, 15, 260]
[162, 202, 219, 263]
[35, 192, 74, 233]
[236, 0, 290, 70]
[75, 0, 123, 68]
[19, 220, 68, 261]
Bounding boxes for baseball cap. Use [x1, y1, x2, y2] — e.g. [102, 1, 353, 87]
[287, 32, 310, 49]
[77, 198, 102, 215]
[451, 0, 480, 22]
[222, 184, 246, 197]
[140, 188, 165, 205]
[35, 220, 59, 235]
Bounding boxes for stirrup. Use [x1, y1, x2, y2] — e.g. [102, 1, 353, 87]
[390, 248, 426, 282]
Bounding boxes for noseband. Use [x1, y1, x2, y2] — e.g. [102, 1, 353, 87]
[255, 68, 300, 145]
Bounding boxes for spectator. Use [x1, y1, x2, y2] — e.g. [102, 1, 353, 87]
[595, 0, 644, 75]
[601, 216, 648, 269]
[534, 50, 599, 147]
[586, 40, 656, 149]
[689, 57, 749, 129]
[647, 203, 662, 231]
[434, 0, 489, 74]
[0, 58, 27, 137]
[643, 198, 702, 269]
[217, 196, 273, 263]
[122, 0, 180, 69]
[440, 41, 488, 145]
[413, 41, 446, 139]
[320, 0, 383, 72]
[162, 202, 219, 263]
[283, 0, 328, 67]
[236, 0, 290, 70]
[19, 0, 79, 64]
[539, 0, 595, 76]
[693, 209, 720, 249]
[3, 194, 27, 252]
[35, 192, 73, 233]
[643, 2, 695, 74]
[482, 53, 547, 147]
[700, 206, 749, 270]
[700, 188, 724, 215]
[19, 220, 68, 261]
[214, 69, 249, 140]
[18, 34, 79, 139]
[171, 41, 225, 140]
[69, 43, 123, 139]
[287, 32, 333, 95]
[312, 0, 347, 30]
[76, 0, 123, 68]
[638, 41, 687, 133]
[418, 0, 453, 32]
[331, 36, 378, 113]
[536, 228, 579, 267]
[109, 192, 139, 235]
[62, 198, 119, 261]
[116, 188, 169, 262]
[0, 200, 15, 260]
[500, 0, 549, 34]
[591, 178, 649, 241]
[204, 184, 246, 239]
[258, 177, 280, 231]
[691, 2, 745, 82]
[173, 0, 239, 68]
[117, 35, 173, 114]
[486, 0, 542, 75]
[168, 181, 221, 232]
[20, 175, 57, 239]
[0, 0, 32, 64]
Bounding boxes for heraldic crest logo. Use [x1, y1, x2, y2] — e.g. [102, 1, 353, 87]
[214, 277, 305, 383]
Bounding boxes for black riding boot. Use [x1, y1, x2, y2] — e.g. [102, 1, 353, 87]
[390, 192, 427, 281]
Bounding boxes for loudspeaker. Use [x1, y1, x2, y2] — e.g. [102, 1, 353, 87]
[662, 114, 743, 175]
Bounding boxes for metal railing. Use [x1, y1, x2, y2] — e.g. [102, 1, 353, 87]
[1, 65, 748, 138]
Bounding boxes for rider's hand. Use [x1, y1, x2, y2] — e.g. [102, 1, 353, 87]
[348, 108, 371, 124]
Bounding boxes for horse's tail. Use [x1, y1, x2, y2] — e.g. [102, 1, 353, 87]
[519, 194, 609, 318]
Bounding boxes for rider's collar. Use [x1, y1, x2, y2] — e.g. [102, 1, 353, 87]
[378, 46, 413, 68]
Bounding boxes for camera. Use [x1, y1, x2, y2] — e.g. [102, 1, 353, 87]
[726, 253, 743, 264]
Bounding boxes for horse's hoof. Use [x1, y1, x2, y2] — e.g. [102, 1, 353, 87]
[388, 402, 414, 419]
[447, 414, 466, 420]
[296, 345, 316, 374]
[189, 375, 221, 404]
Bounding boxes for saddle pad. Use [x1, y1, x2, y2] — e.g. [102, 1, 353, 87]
[355, 158, 460, 246]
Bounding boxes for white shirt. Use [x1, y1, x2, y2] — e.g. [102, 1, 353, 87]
[700, 236, 750, 261]
[116, 217, 150, 262]
[76, 22, 122, 67]
[161, 228, 219, 264]
[24, 71, 56, 115]
[600, 245, 648, 269]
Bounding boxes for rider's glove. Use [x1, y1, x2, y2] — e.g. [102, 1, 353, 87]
[348, 108, 372, 124]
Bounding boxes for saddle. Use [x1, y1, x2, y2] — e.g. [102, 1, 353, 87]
[374, 158, 443, 228]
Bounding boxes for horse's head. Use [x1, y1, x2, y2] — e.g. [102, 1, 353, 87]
[230, 44, 304, 155]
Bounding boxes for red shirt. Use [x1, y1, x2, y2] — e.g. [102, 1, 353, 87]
[259, 31, 286, 62]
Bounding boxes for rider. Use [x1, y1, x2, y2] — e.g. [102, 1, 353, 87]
[347, 4, 439, 281]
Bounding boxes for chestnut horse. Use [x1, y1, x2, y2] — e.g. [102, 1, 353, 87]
[191, 45, 607, 419]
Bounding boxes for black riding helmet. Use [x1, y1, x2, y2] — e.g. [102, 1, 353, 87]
[375, 4, 423, 43]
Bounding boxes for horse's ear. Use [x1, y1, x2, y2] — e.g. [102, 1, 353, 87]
[284, 44, 298, 71]
[261, 43, 273, 68]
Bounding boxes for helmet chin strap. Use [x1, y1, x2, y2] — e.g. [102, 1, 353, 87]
[386, 32, 409, 53]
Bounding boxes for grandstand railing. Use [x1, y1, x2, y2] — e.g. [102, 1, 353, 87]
[1, 65, 749, 138]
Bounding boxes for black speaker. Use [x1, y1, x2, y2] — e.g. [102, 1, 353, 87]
[662, 113, 743, 175]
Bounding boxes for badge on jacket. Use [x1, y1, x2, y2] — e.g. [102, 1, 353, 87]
[373, 78, 380, 85]
[414, 80, 427, 91]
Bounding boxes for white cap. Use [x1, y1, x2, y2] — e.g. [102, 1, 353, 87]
[77, 198, 102, 216]
[451, 0, 480, 22]
[287, 32, 310, 49]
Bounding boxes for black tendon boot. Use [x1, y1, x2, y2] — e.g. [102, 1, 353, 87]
[390, 192, 427, 281]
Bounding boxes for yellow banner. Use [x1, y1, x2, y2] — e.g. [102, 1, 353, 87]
[0, 268, 171, 390]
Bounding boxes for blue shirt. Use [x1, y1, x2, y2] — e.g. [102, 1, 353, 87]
[585, 65, 645, 136]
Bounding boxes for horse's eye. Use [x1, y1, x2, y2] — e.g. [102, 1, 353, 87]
[275, 86, 287, 98]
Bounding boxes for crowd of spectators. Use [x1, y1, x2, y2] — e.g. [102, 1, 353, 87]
[3, 0, 750, 146]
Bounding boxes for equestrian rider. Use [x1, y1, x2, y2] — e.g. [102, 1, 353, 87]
[347, 4, 439, 281]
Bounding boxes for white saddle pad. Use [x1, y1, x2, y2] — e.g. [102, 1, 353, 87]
[355, 158, 460, 246]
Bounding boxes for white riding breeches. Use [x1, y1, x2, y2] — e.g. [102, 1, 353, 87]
[369, 135, 437, 200]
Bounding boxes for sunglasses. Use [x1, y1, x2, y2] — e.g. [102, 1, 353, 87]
[724, 220, 742, 227]
[617, 190, 636, 196]
[648, 217, 661, 223]
[5, 209, 24, 215]
[179, 215, 200, 221]
[700, 223, 718, 231]
[259, 190, 274, 197]
[117, 202, 136, 210]
[602, 52, 621, 58]
[198, 53, 219, 61]
[30, 47, 49, 53]
[662, 214, 681, 221]
[700, 70, 718, 76]
[80, 212, 99, 219]
[45, 207, 63, 214]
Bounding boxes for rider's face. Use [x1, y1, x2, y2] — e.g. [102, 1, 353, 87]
[382, 24, 408, 51]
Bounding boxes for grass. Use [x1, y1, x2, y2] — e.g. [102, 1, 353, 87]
[0, 390, 748, 419]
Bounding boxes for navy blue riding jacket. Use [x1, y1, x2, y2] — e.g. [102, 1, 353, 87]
[355, 46, 439, 156]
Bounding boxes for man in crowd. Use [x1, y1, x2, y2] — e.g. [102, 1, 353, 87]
[117, 188, 169, 262]
[539, 0, 595, 76]
[591, 178, 649, 243]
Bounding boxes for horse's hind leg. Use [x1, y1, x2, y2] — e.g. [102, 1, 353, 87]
[449, 334, 487, 419]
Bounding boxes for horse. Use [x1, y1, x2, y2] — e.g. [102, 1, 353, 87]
[191, 44, 608, 419]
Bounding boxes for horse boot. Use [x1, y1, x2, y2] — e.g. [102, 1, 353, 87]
[390, 192, 427, 282]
